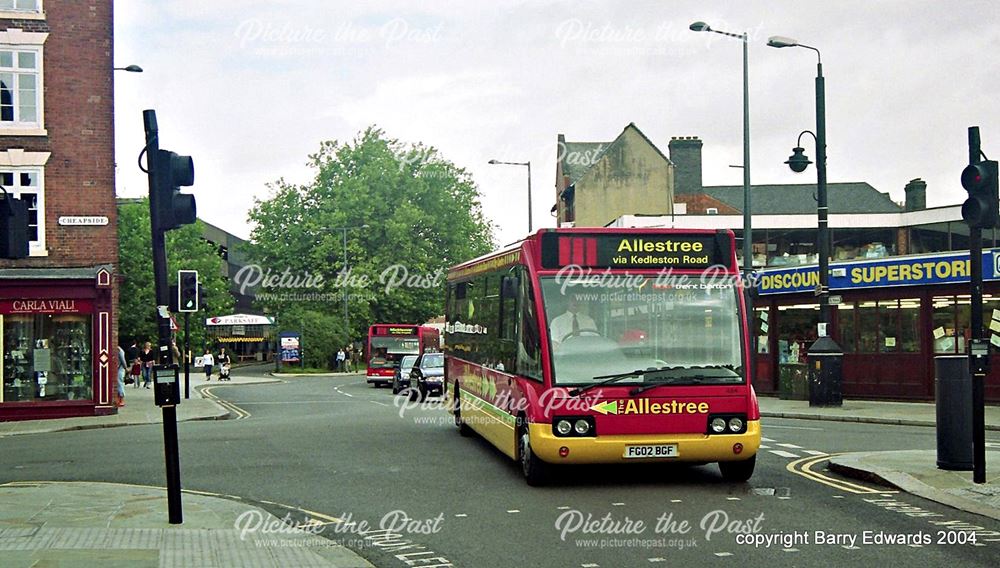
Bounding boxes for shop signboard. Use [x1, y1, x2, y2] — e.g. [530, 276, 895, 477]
[756, 248, 1000, 296]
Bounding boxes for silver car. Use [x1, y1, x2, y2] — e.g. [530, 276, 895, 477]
[391, 355, 420, 395]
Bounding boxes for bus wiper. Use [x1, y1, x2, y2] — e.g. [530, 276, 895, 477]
[628, 374, 739, 396]
[569, 369, 648, 397]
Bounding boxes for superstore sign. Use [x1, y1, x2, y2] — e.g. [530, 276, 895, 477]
[541, 232, 730, 269]
[757, 249, 1000, 295]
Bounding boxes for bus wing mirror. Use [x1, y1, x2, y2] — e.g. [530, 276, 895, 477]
[502, 276, 519, 299]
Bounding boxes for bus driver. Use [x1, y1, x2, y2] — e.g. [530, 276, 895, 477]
[549, 297, 598, 347]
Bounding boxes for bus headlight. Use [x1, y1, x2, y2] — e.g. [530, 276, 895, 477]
[710, 417, 727, 434]
[552, 416, 596, 437]
[728, 417, 744, 433]
[555, 419, 573, 436]
[707, 414, 748, 435]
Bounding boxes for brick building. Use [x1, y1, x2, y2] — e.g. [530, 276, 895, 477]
[0, 1, 118, 420]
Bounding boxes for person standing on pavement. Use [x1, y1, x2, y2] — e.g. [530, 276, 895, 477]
[126, 339, 141, 388]
[203, 348, 215, 380]
[116, 344, 127, 407]
[336, 348, 346, 372]
[140, 342, 155, 389]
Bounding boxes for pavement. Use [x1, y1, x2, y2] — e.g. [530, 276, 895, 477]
[1, 374, 998, 565]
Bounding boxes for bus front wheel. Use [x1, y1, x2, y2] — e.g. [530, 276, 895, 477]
[718, 454, 756, 482]
[517, 418, 549, 486]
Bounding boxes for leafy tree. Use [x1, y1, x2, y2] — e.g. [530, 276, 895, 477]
[117, 199, 234, 352]
[248, 127, 495, 366]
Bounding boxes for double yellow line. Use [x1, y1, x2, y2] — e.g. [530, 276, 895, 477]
[786, 453, 897, 495]
[201, 386, 251, 420]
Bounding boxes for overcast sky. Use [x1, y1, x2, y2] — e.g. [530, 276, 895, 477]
[113, 1, 999, 246]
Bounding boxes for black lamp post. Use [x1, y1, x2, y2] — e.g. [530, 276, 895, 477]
[769, 35, 843, 407]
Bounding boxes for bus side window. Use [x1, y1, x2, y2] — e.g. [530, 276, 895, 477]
[498, 274, 517, 371]
[516, 270, 542, 380]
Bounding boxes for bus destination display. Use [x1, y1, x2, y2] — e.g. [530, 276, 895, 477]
[540, 232, 731, 269]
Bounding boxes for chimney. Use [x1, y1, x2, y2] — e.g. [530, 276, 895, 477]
[904, 178, 926, 211]
[668, 136, 703, 196]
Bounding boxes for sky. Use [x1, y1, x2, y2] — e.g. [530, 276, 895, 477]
[113, 0, 1000, 246]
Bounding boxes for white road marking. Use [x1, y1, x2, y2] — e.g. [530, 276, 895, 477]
[507, 510, 520, 514]
[714, 552, 733, 557]
[776, 443, 802, 449]
[803, 450, 827, 456]
[760, 437, 775, 442]
[670, 499, 682, 503]
[370, 401, 389, 407]
[648, 559, 666, 563]
[769, 450, 800, 458]
[455, 514, 467, 518]
[612, 502, 625, 506]
[833, 495, 845, 499]
[783, 548, 800, 553]
[557, 506, 570, 510]
[778, 496, 791, 500]
[763, 424, 823, 431]
[582, 564, 599, 567]
[759, 445, 771, 449]
[726, 497, 741, 501]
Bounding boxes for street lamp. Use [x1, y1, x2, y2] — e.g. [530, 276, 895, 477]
[328, 224, 369, 338]
[689, 21, 752, 274]
[114, 64, 143, 73]
[768, 34, 842, 407]
[488, 159, 533, 233]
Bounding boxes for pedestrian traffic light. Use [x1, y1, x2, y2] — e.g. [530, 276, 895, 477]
[0, 190, 29, 259]
[178, 270, 199, 312]
[961, 160, 999, 229]
[150, 149, 196, 233]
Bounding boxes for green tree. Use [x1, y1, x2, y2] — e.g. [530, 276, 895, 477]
[248, 127, 495, 367]
[118, 199, 234, 352]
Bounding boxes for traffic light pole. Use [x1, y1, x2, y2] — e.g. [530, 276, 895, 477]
[143, 109, 184, 523]
[184, 312, 190, 400]
[967, 127, 986, 485]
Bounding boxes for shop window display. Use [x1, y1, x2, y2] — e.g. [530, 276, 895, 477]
[2, 314, 92, 402]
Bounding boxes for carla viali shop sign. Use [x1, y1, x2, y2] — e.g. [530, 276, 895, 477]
[58, 216, 109, 226]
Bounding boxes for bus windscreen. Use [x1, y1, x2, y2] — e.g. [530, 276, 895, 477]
[541, 275, 743, 387]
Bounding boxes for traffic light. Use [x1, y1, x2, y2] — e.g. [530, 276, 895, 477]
[0, 192, 29, 259]
[178, 270, 199, 312]
[961, 160, 999, 228]
[150, 149, 196, 232]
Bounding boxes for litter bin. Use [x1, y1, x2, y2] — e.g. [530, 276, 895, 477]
[807, 336, 843, 407]
[934, 355, 973, 471]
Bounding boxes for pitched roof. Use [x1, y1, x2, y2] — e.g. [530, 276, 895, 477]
[704, 182, 902, 215]
[560, 123, 672, 187]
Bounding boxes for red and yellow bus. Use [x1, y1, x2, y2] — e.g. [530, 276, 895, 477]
[366, 324, 441, 387]
[444, 228, 760, 485]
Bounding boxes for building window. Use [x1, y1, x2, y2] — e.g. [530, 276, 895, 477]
[0, 48, 39, 126]
[0, 168, 43, 250]
[2, 314, 93, 403]
[0, 0, 40, 12]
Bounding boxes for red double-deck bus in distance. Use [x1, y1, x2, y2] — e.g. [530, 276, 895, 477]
[443, 228, 760, 485]
[366, 324, 440, 387]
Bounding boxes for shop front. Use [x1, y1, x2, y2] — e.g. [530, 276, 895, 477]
[0, 266, 115, 421]
[754, 249, 1000, 402]
[205, 313, 275, 362]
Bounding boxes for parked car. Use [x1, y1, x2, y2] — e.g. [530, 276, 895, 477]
[391, 355, 420, 395]
[409, 352, 445, 400]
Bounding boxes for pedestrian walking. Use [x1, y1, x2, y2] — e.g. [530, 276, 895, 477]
[203, 349, 215, 380]
[116, 344, 127, 407]
[140, 341, 155, 389]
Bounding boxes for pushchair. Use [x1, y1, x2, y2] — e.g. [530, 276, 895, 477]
[218, 362, 231, 381]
